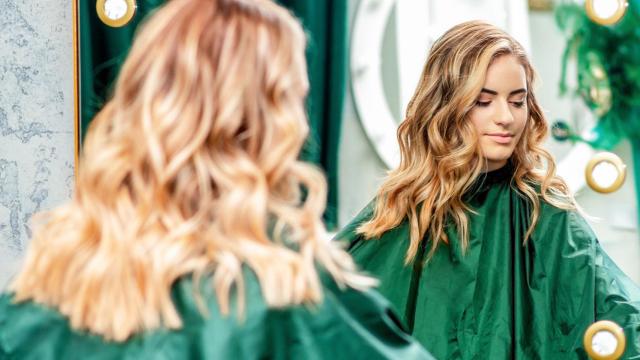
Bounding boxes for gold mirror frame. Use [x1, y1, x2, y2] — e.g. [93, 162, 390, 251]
[583, 320, 626, 360]
[96, 0, 137, 28]
[73, 1, 79, 176]
[585, 0, 628, 26]
[585, 152, 626, 194]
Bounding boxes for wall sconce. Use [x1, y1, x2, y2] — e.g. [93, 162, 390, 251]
[585, 0, 628, 26]
[583, 320, 626, 359]
[585, 152, 627, 193]
[96, 0, 137, 28]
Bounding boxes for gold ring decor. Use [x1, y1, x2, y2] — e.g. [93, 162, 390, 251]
[584, 320, 626, 360]
[96, 0, 137, 28]
[585, 152, 626, 194]
[585, 0, 628, 26]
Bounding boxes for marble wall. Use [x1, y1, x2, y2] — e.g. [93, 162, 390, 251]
[0, 1, 75, 287]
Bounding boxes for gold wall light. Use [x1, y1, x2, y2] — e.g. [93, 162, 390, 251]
[585, 0, 628, 26]
[96, 0, 137, 28]
[583, 320, 626, 360]
[585, 152, 627, 194]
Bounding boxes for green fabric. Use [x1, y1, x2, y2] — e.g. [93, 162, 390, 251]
[555, 1, 640, 144]
[78, 0, 165, 142]
[0, 267, 433, 360]
[276, 0, 346, 229]
[336, 164, 640, 359]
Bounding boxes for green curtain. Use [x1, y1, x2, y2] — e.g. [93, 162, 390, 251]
[276, 0, 347, 230]
[78, 0, 165, 141]
[77, 0, 347, 229]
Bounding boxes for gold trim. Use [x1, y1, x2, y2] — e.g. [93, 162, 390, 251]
[528, 0, 553, 11]
[73, 0, 79, 179]
[585, 0, 628, 26]
[585, 152, 627, 193]
[583, 320, 626, 360]
[96, 0, 137, 28]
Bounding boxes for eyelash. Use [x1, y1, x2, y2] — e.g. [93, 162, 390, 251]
[475, 100, 526, 108]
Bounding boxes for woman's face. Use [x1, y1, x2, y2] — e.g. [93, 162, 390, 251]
[469, 54, 528, 172]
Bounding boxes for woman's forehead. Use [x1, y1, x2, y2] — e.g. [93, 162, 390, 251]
[482, 55, 527, 93]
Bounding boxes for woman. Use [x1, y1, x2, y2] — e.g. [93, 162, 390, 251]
[337, 21, 640, 359]
[0, 0, 432, 359]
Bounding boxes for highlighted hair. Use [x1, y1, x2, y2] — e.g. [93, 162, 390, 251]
[358, 21, 575, 262]
[12, 0, 372, 341]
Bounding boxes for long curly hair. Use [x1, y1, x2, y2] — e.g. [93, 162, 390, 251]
[358, 21, 575, 263]
[11, 0, 372, 341]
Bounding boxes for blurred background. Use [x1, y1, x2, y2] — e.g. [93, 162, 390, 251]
[0, 0, 638, 286]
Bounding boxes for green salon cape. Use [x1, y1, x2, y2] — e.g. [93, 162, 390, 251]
[0, 267, 433, 359]
[337, 164, 640, 359]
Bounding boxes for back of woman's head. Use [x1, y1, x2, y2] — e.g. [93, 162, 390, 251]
[12, 0, 371, 341]
[358, 21, 574, 261]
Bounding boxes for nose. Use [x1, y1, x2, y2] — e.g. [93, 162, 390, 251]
[494, 99, 514, 127]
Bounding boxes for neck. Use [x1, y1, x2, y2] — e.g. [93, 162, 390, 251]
[482, 159, 508, 173]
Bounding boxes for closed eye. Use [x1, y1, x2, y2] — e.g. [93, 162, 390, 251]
[476, 101, 491, 107]
[511, 101, 525, 108]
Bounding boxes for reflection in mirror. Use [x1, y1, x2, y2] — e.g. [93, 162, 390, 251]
[344, 0, 639, 285]
[350, 0, 530, 168]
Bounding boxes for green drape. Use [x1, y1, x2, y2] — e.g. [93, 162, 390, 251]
[275, 0, 347, 230]
[77, 0, 346, 229]
[0, 267, 434, 359]
[336, 164, 640, 359]
[78, 0, 165, 141]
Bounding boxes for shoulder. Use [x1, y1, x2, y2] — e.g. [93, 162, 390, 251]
[537, 200, 594, 235]
[262, 272, 433, 359]
[183, 266, 430, 358]
[533, 199, 597, 253]
[0, 292, 128, 359]
[0, 274, 259, 359]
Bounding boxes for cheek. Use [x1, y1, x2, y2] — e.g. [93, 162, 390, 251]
[468, 110, 487, 133]
[513, 111, 528, 139]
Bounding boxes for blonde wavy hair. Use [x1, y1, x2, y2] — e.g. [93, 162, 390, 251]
[358, 21, 575, 263]
[11, 0, 372, 341]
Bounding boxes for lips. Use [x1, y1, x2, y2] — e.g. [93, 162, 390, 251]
[485, 133, 514, 144]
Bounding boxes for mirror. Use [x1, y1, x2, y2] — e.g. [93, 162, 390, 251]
[349, 0, 598, 193]
[350, 0, 531, 168]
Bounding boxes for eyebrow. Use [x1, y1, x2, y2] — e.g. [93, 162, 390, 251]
[480, 88, 527, 96]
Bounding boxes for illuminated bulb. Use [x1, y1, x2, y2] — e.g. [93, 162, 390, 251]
[591, 330, 618, 356]
[104, 0, 128, 20]
[592, 161, 618, 189]
[592, 0, 620, 19]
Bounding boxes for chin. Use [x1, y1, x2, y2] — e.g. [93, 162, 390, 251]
[484, 151, 513, 165]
